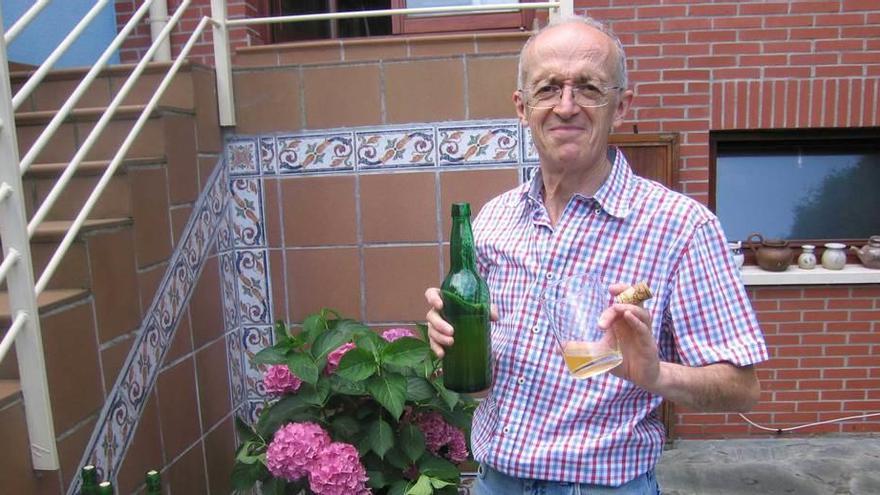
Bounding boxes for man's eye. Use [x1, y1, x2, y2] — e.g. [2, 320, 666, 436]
[577, 84, 602, 96]
[534, 85, 559, 96]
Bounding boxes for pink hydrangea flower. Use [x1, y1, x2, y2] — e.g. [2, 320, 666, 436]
[308, 442, 370, 495]
[381, 327, 418, 342]
[263, 364, 302, 395]
[413, 412, 469, 464]
[325, 342, 356, 375]
[266, 422, 331, 481]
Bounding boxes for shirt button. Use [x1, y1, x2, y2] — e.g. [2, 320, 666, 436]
[517, 377, 526, 385]
[502, 426, 511, 434]
[531, 326, 540, 333]
[546, 272, 554, 280]
[594, 206, 601, 214]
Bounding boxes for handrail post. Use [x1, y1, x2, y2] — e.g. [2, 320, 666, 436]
[211, 0, 236, 126]
[555, 0, 574, 19]
[0, 6, 58, 471]
[149, 0, 172, 61]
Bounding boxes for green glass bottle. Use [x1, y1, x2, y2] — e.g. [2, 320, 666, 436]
[145, 469, 162, 494]
[440, 202, 491, 393]
[80, 465, 98, 495]
[96, 481, 114, 495]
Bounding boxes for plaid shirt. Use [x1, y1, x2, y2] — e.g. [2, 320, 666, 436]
[469, 148, 768, 486]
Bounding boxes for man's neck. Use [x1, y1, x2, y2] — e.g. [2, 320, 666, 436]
[540, 156, 612, 226]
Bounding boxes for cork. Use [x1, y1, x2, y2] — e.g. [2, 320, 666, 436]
[615, 282, 652, 305]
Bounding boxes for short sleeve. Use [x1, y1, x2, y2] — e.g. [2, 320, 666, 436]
[668, 218, 769, 367]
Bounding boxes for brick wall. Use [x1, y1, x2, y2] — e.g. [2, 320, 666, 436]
[114, 0, 266, 65]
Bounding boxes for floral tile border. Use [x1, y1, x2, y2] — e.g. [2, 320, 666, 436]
[226, 137, 259, 176]
[260, 136, 276, 175]
[231, 177, 265, 248]
[438, 123, 519, 166]
[242, 325, 274, 401]
[235, 249, 271, 325]
[276, 132, 355, 173]
[69, 159, 230, 495]
[521, 126, 539, 162]
[355, 128, 435, 170]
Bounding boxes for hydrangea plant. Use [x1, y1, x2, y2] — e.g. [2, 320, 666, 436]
[232, 309, 477, 495]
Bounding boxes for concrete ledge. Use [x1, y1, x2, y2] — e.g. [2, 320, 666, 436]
[741, 264, 880, 286]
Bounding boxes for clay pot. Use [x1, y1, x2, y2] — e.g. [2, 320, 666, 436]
[851, 235, 880, 269]
[747, 233, 793, 272]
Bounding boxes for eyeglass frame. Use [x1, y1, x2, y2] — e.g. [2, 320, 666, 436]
[519, 82, 625, 109]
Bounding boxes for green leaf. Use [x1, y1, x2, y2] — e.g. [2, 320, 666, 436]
[382, 337, 430, 369]
[230, 460, 267, 490]
[418, 454, 459, 481]
[298, 379, 331, 406]
[432, 381, 460, 411]
[329, 374, 367, 395]
[415, 323, 429, 342]
[287, 352, 319, 384]
[312, 331, 352, 362]
[399, 423, 426, 462]
[406, 376, 435, 402]
[235, 440, 263, 464]
[273, 320, 290, 345]
[367, 418, 395, 458]
[302, 313, 326, 346]
[389, 480, 412, 495]
[336, 348, 378, 382]
[356, 331, 386, 357]
[330, 415, 361, 441]
[406, 475, 433, 495]
[261, 477, 286, 495]
[255, 395, 313, 438]
[253, 346, 288, 365]
[430, 478, 455, 489]
[366, 374, 407, 419]
[234, 415, 259, 443]
[384, 446, 410, 470]
[367, 470, 390, 489]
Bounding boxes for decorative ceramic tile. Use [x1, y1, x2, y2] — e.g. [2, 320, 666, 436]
[216, 202, 233, 253]
[247, 399, 267, 424]
[68, 159, 230, 495]
[227, 327, 246, 408]
[260, 136, 276, 175]
[438, 123, 518, 166]
[220, 251, 238, 330]
[154, 261, 191, 341]
[276, 133, 354, 173]
[231, 178, 264, 248]
[226, 138, 259, 176]
[521, 166, 538, 184]
[521, 125, 539, 162]
[236, 249, 271, 325]
[355, 128, 435, 169]
[242, 325, 274, 399]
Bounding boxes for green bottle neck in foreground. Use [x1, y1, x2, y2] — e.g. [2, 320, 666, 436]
[80, 465, 98, 495]
[145, 469, 162, 494]
[449, 203, 478, 273]
[96, 481, 114, 495]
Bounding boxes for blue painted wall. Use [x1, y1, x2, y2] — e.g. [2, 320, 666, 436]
[2, 0, 120, 68]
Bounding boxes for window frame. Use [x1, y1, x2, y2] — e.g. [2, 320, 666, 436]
[709, 127, 880, 248]
[390, 0, 536, 35]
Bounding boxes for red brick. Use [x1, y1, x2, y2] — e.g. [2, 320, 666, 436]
[791, 27, 842, 39]
[722, 80, 736, 129]
[798, 79, 811, 127]
[810, 78, 825, 127]
[664, 94, 710, 106]
[713, 17, 763, 29]
[766, 15, 816, 28]
[838, 79, 851, 125]
[613, 20, 661, 32]
[846, 379, 879, 389]
[713, 68, 762, 79]
[686, 107, 709, 119]
[774, 391, 819, 401]
[739, 29, 788, 41]
[842, 52, 880, 64]
[849, 333, 880, 344]
[741, 54, 790, 66]
[816, 39, 866, 51]
[821, 390, 867, 401]
[844, 400, 880, 411]
[816, 65, 865, 77]
[638, 32, 686, 44]
[801, 334, 847, 345]
[797, 401, 843, 412]
[776, 346, 824, 358]
[801, 357, 846, 367]
[662, 18, 710, 31]
[628, 70, 662, 84]
[637, 57, 686, 70]
[585, 7, 636, 20]
[662, 69, 711, 81]
[852, 310, 880, 321]
[843, 0, 880, 11]
[816, 13, 868, 26]
[765, 67, 812, 78]
[689, 55, 737, 68]
[713, 42, 761, 55]
[663, 43, 710, 56]
[849, 356, 880, 367]
[754, 288, 803, 299]
[690, 4, 738, 16]
[842, 26, 880, 37]
[627, 44, 661, 57]
[738, 3, 789, 15]
[827, 321, 872, 332]
[791, 2, 843, 13]
[662, 119, 709, 132]
[849, 287, 880, 298]
[638, 108, 685, 120]
[825, 345, 871, 357]
[852, 78, 866, 126]
[687, 30, 737, 43]
[784, 79, 798, 127]
[790, 53, 839, 65]
[803, 287, 852, 298]
[763, 41, 813, 54]
[701, 424, 752, 435]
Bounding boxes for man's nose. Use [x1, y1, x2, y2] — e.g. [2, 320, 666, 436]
[553, 86, 580, 118]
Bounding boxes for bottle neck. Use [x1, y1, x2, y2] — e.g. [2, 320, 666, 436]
[449, 215, 477, 272]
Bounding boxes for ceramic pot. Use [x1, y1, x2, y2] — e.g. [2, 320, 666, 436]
[798, 245, 817, 270]
[821, 243, 847, 270]
[851, 235, 880, 269]
[729, 241, 744, 270]
[747, 233, 793, 272]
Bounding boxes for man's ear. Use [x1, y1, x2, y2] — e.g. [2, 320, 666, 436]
[612, 89, 634, 129]
[514, 90, 528, 125]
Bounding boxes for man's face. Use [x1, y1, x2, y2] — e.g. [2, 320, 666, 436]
[514, 23, 633, 169]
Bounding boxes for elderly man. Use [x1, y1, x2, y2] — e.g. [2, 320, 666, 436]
[424, 14, 768, 495]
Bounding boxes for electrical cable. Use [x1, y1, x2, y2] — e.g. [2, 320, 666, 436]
[737, 411, 880, 434]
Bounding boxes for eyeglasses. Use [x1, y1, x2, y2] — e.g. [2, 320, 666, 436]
[522, 83, 623, 109]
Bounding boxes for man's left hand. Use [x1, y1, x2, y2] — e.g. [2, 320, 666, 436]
[598, 283, 660, 391]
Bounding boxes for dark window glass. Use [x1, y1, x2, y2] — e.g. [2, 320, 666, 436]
[711, 129, 880, 243]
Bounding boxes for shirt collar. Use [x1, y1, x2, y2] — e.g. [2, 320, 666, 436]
[517, 147, 634, 219]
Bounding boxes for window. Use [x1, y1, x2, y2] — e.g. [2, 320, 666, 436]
[267, 0, 533, 42]
[710, 128, 880, 244]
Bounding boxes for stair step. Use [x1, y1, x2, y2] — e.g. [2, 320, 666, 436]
[0, 379, 21, 408]
[0, 288, 90, 321]
[14, 104, 193, 126]
[24, 156, 165, 178]
[32, 218, 132, 243]
[9, 60, 192, 84]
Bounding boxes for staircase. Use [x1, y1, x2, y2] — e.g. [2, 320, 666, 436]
[0, 61, 221, 493]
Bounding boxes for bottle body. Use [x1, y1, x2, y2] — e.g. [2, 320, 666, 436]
[96, 481, 114, 495]
[441, 203, 491, 393]
[80, 465, 99, 495]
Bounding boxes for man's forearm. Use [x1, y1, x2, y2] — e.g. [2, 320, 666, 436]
[648, 362, 760, 412]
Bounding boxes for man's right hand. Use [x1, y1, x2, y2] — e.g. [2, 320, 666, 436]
[425, 287, 453, 358]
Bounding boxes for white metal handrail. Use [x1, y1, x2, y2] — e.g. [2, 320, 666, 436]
[3, 0, 51, 44]
[12, 0, 112, 110]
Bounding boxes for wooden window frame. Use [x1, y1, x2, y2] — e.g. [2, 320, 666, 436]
[390, 0, 535, 35]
